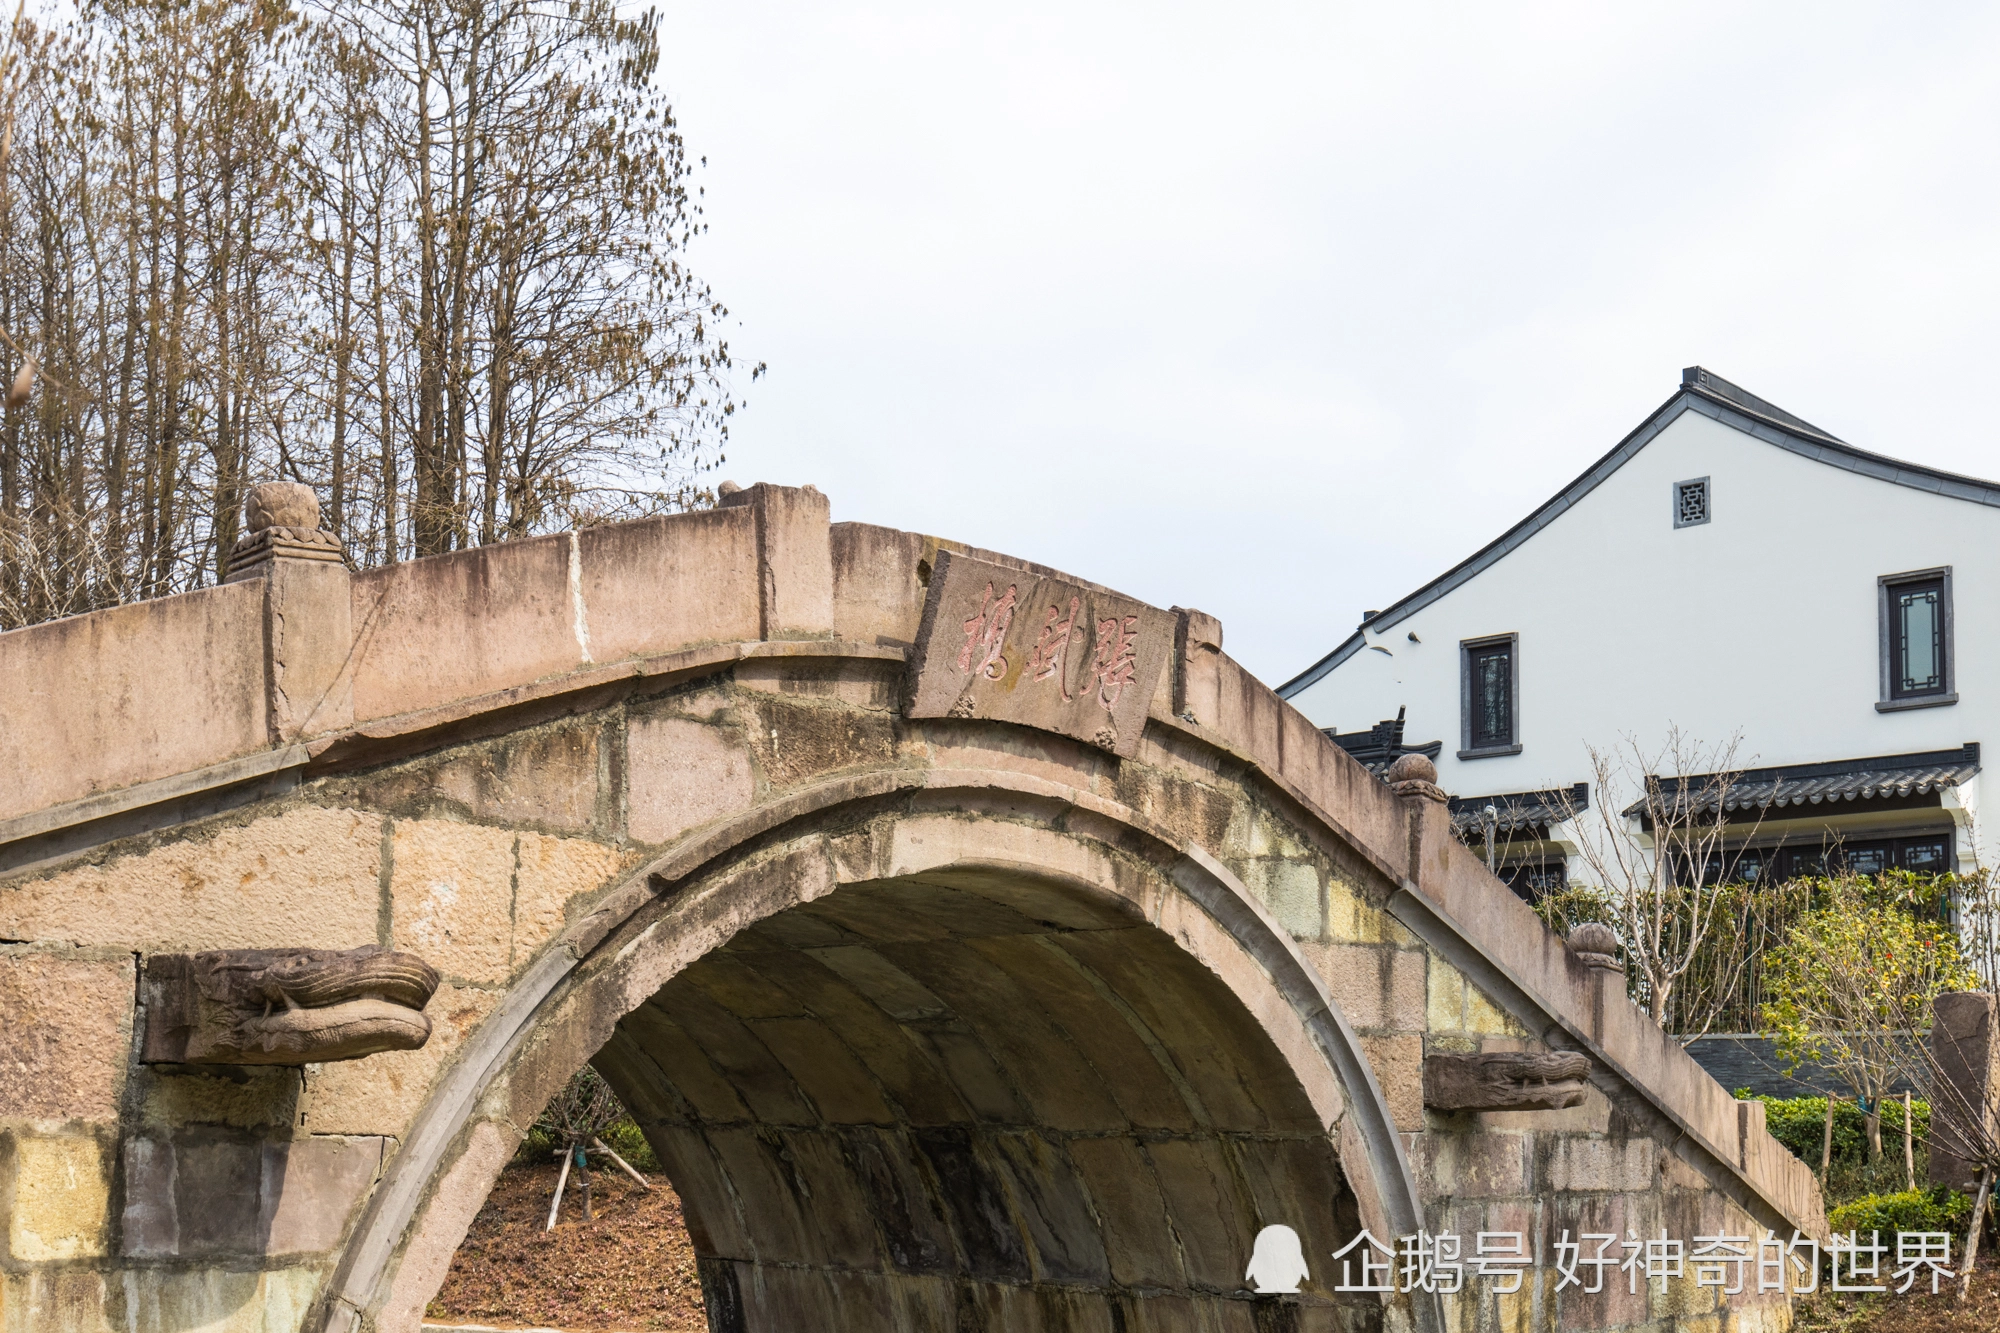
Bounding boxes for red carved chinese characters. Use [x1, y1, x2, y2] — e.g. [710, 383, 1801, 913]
[952, 578, 1144, 718]
[1025, 596, 1081, 702]
[958, 582, 1018, 680]
[1090, 615, 1139, 710]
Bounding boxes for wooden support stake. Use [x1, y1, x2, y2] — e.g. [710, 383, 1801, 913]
[1904, 1090, 1916, 1191]
[592, 1136, 653, 1191]
[1819, 1094, 1837, 1179]
[545, 1146, 573, 1231]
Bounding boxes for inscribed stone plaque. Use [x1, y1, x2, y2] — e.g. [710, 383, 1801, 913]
[907, 550, 1175, 757]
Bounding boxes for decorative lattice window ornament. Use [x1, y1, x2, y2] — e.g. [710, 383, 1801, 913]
[1673, 476, 1710, 528]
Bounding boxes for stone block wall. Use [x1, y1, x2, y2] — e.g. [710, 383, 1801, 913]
[0, 485, 1819, 1332]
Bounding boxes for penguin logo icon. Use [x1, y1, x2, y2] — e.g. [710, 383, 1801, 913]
[1245, 1223, 1311, 1294]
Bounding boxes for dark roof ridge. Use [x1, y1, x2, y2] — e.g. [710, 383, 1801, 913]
[1278, 371, 2000, 701]
[1679, 366, 1844, 444]
[1446, 782, 1591, 814]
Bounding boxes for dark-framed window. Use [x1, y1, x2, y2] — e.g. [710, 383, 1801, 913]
[1458, 634, 1520, 759]
[1681, 832, 1956, 885]
[1771, 832, 1954, 882]
[1878, 568, 1955, 711]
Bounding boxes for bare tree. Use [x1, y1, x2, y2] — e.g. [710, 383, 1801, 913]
[1557, 727, 1773, 1038]
[535, 1064, 649, 1228]
[0, 0, 753, 628]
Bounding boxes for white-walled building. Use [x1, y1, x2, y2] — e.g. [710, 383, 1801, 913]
[1280, 367, 1988, 897]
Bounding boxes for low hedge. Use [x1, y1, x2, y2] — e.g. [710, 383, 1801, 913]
[1828, 1186, 1971, 1237]
[1736, 1091, 1928, 1171]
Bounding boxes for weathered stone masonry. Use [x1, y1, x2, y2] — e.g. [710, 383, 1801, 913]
[0, 482, 1821, 1333]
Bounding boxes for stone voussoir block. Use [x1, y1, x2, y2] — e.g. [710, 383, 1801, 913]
[626, 712, 757, 845]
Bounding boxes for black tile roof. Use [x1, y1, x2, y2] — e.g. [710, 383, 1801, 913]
[1324, 707, 1442, 776]
[1449, 783, 1590, 837]
[1625, 743, 1981, 818]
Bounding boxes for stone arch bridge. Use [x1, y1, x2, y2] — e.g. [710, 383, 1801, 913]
[0, 484, 1820, 1333]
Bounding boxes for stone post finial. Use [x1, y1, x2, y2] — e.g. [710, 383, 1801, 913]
[246, 481, 322, 533]
[1567, 922, 1624, 976]
[1385, 752, 1447, 803]
[226, 481, 344, 581]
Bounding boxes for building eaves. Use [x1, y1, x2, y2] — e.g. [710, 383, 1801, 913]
[1448, 783, 1590, 837]
[1278, 369, 2000, 700]
[1324, 708, 1444, 776]
[1623, 743, 1981, 818]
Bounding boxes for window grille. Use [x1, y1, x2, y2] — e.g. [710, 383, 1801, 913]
[1673, 477, 1710, 528]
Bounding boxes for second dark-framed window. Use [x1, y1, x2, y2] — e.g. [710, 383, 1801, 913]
[1878, 567, 1955, 711]
[1459, 634, 1520, 758]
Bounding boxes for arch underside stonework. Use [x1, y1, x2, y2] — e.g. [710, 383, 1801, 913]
[361, 799, 1409, 1333]
[605, 862, 1371, 1330]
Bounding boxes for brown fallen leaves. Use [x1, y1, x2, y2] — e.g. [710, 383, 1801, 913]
[1792, 1255, 2000, 1333]
[426, 1161, 705, 1332]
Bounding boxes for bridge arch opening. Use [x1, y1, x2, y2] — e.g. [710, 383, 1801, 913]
[595, 866, 1371, 1330]
[354, 804, 1409, 1333]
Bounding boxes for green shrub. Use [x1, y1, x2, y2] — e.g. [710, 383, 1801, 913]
[599, 1116, 661, 1173]
[1736, 1092, 1928, 1172]
[1827, 1186, 1970, 1237]
[512, 1123, 557, 1164]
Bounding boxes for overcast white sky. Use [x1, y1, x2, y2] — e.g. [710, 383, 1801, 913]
[655, 2, 2000, 687]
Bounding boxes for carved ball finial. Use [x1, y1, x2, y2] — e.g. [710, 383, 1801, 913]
[1567, 922, 1624, 974]
[1385, 751, 1447, 803]
[1384, 753, 1436, 786]
[245, 481, 322, 534]
[224, 481, 344, 580]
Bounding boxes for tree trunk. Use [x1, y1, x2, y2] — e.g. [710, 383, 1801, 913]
[1866, 1106, 1882, 1162]
[1820, 1095, 1837, 1178]
[1960, 1166, 1991, 1303]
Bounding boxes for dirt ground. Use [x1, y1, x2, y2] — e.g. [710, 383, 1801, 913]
[427, 1165, 1998, 1333]
[1791, 1256, 2000, 1333]
[425, 1161, 706, 1332]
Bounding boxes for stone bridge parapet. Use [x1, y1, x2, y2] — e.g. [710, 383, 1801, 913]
[0, 483, 1820, 1333]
